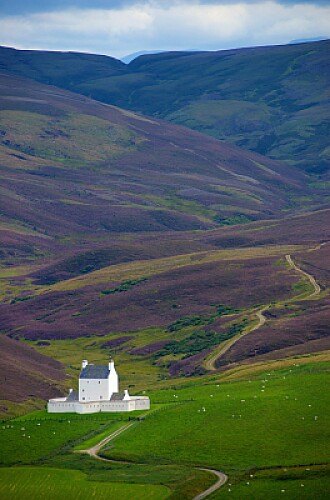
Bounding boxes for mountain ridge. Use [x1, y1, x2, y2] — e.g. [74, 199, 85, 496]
[1, 40, 328, 174]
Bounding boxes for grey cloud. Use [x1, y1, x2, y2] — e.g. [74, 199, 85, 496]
[0, 1, 329, 59]
[1, 0, 330, 15]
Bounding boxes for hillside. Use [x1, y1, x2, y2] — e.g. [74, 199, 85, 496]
[0, 334, 65, 415]
[1, 40, 329, 174]
[0, 70, 329, 418]
[0, 45, 126, 88]
[0, 72, 312, 248]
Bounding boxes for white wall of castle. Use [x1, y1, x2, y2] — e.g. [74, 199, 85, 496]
[78, 361, 119, 402]
[79, 378, 110, 402]
[47, 397, 150, 414]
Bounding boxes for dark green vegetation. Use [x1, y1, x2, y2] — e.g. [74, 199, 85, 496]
[101, 278, 148, 295]
[166, 305, 240, 332]
[1, 40, 329, 174]
[159, 320, 247, 358]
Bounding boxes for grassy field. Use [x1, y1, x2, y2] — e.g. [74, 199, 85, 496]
[0, 356, 329, 498]
[0, 467, 170, 500]
[0, 410, 214, 498]
[215, 465, 330, 499]
[0, 411, 124, 466]
[101, 362, 329, 470]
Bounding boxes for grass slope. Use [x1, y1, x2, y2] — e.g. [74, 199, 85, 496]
[102, 363, 329, 470]
[0, 358, 328, 499]
[1, 40, 328, 174]
[0, 467, 170, 500]
[0, 409, 212, 498]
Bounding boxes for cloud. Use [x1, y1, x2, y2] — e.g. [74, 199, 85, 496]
[1, 0, 330, 15]
[0, 1, 329, 58]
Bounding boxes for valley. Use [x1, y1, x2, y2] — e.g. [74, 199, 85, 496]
[0, 39, 329, 499]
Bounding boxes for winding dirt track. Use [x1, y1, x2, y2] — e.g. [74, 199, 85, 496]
[204, 253, 321, 371]
[76, 254, 321, 498]
[193, 468, 228, 500]
[77, 421, 227, 499]
[77, 422, 134, 461]
[203, 305, 269, 371]
[285, 254, 321, 297]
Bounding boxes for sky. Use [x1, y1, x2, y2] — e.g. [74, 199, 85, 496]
[0, 1, 329, 59]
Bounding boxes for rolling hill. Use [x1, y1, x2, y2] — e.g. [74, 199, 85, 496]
[1, 40, 329, 174]
[0, 65, 328, 418]
[0, 71, 313, 249]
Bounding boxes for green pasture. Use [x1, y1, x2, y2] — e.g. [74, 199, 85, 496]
[47, 453, 214, 498]
[0, 411, 122, 465]
[216, 465, 330, 499]
[0, 467, 170, 500]
[0, 408, 213, 499]
[101, 363, 329, 471]
[0, 359, 329, 498]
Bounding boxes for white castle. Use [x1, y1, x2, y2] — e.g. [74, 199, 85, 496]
[48, 359, 150, 414]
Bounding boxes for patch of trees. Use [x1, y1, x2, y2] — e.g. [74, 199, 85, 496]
[101, 277, 147, 295]
[156, 318, 248, 358]
[166, 304, 239, 332]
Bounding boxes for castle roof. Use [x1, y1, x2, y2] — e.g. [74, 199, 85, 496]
[80, 364, 110, 379]
[110, 392, 125, 401]
[66, 390, 78, 401]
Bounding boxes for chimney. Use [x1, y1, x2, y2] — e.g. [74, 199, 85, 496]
[123, 389, 130, 400]
[82, 360, 88, 369]
[109, 359, 115, 370]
